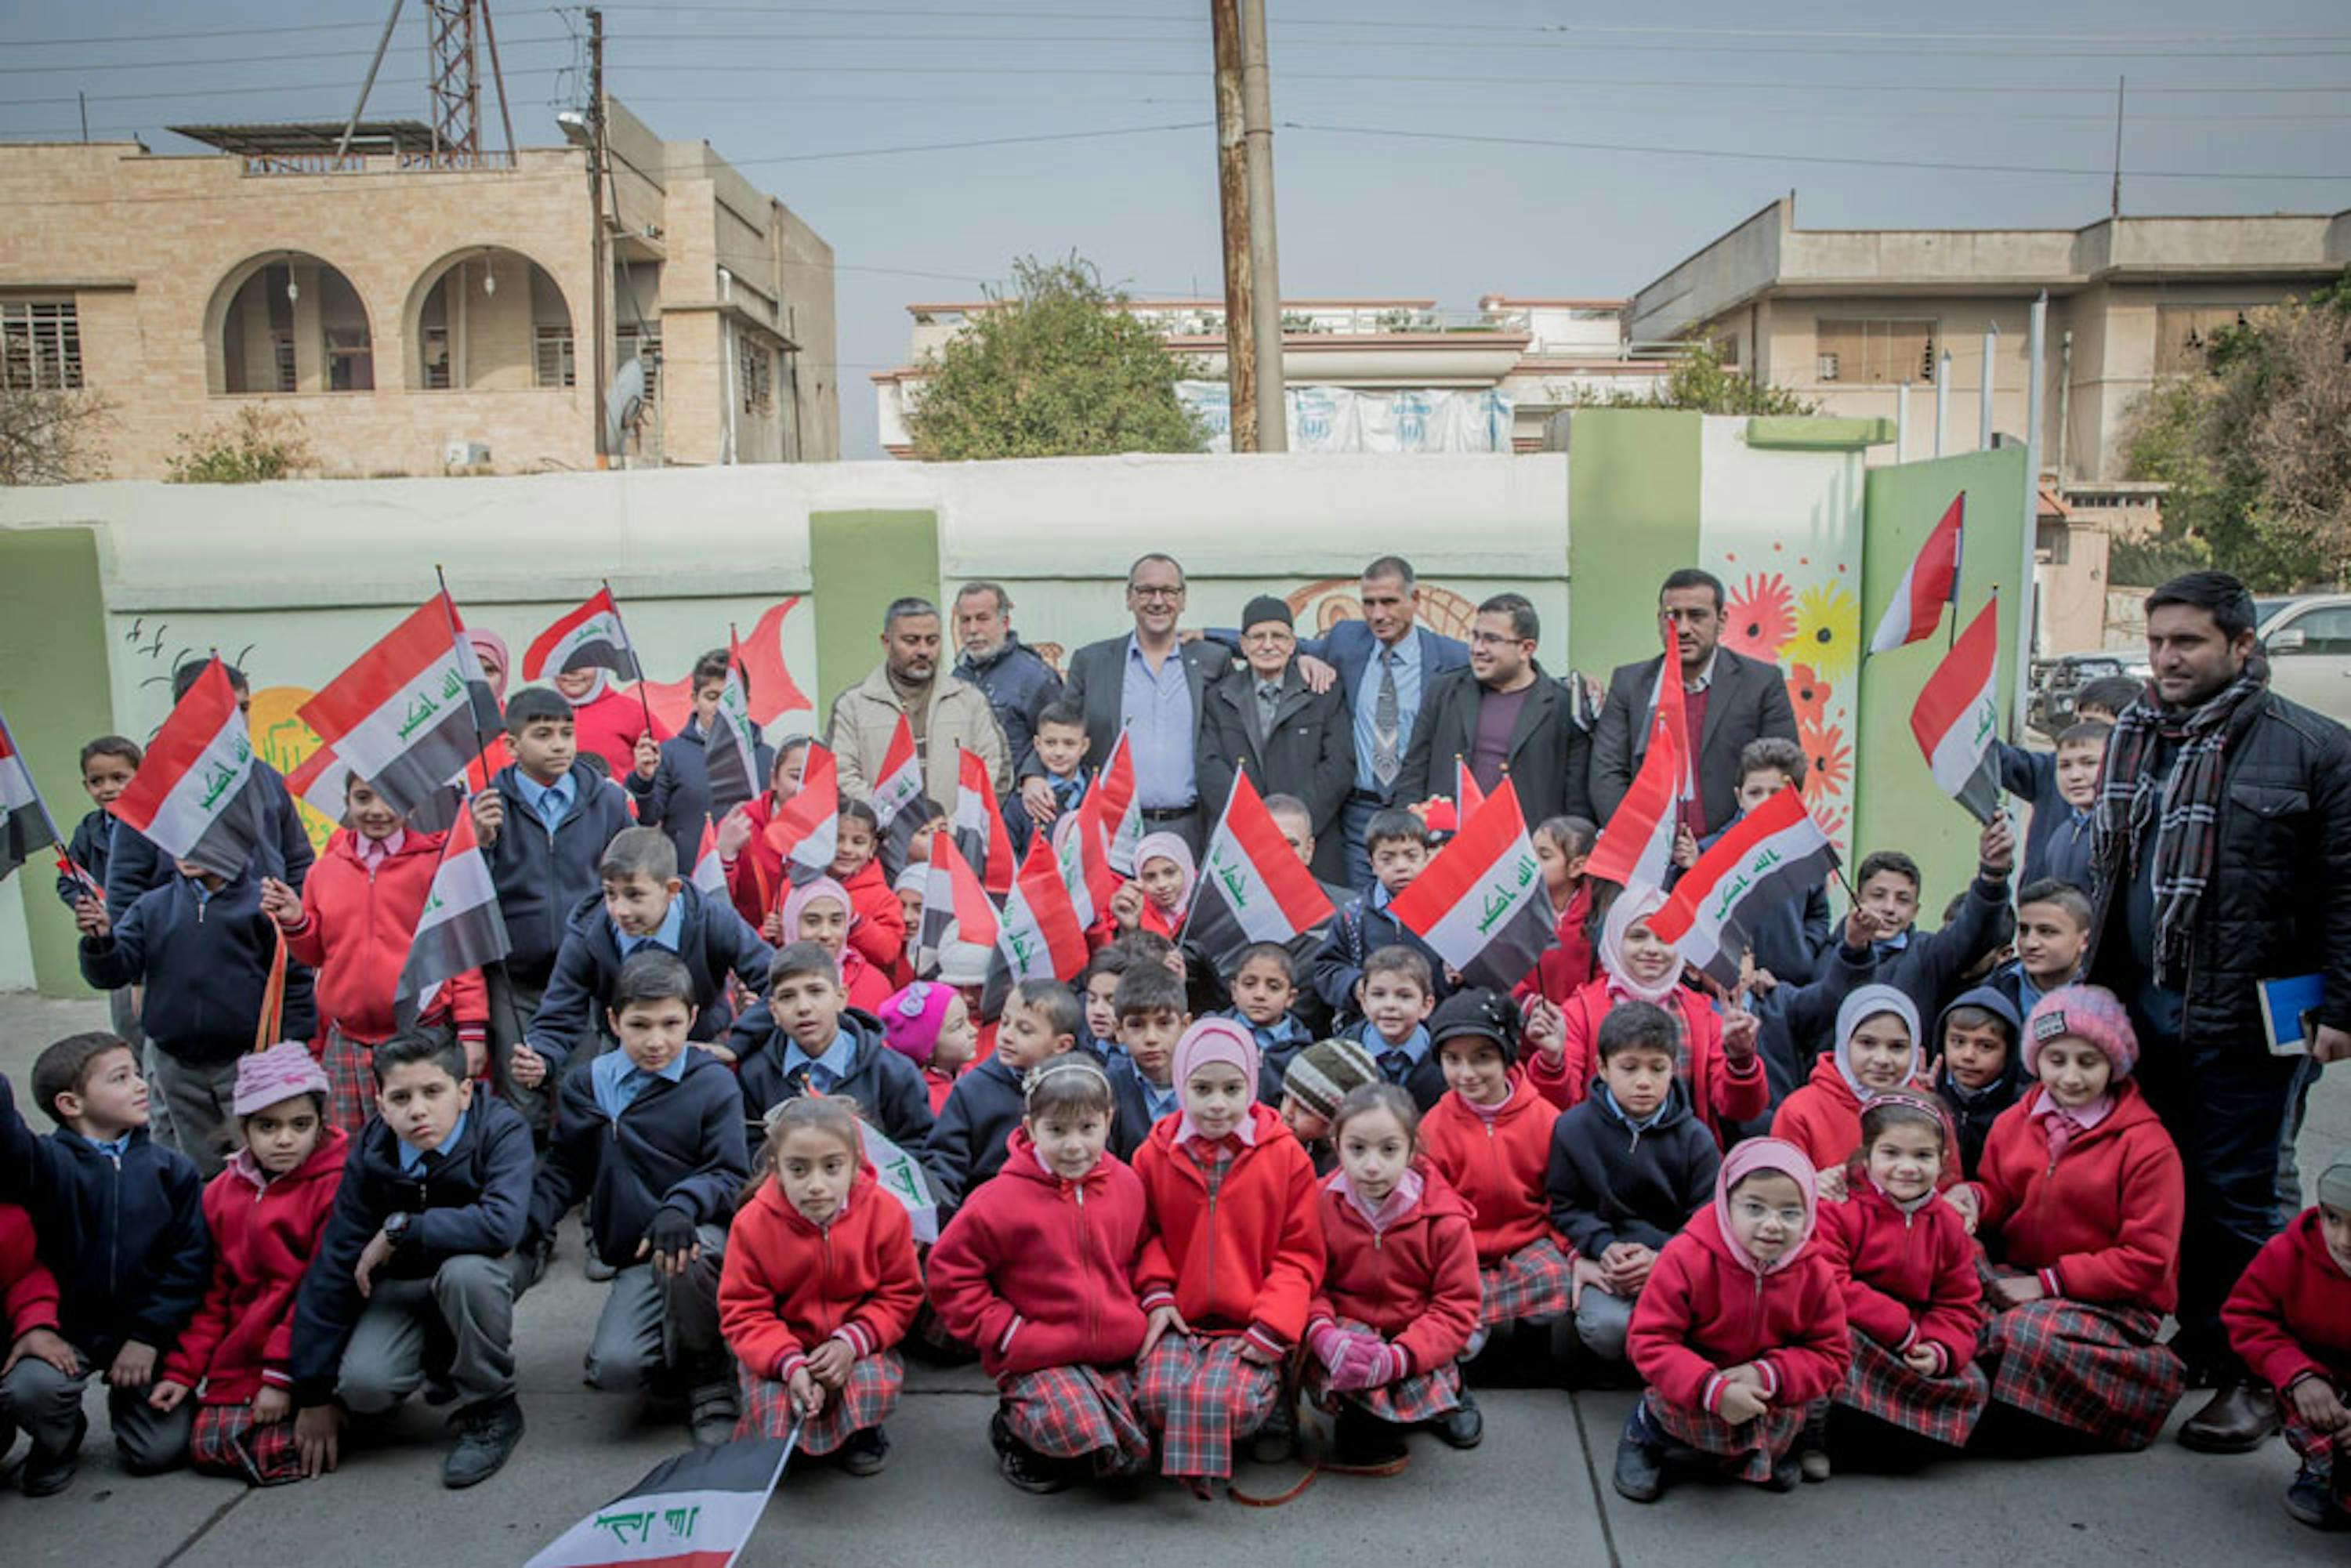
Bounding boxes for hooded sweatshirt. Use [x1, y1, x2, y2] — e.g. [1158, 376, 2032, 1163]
[1545, 1077, 1721, 1262]
[1133, 1101, 1325, 1353]
[0, 1202, 59, 1344]
[1308, 1161, 1482, 1374]
[1770, 985, 1924, 1171]
[1969, 1078, 2183, 1313]
[1930, 985, 2026, 1179]
[2222, 1207, 2351, 1400]
[1419, 1072, 1564, 1263]
[1626, 1138, 1849, 1415]
[285, 827, 487, 1048]
[1815, 1103, 1980, 1374]
[717, 1167, 924, 1384]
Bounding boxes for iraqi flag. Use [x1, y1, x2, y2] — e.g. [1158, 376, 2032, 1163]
[108, 658, 265, 882]
[951, 747, 1016, 896]
[1389, 777, 1555, 992]
[299, 595, 502, 818]
[705, 643, 761, 818]
[861, 1121, 940, 1246]
[1649, 785, 1841, 989]
[1869, 492, 1965, 654]
[394, 801, 511, 1025]
[521, 586, 642, 683]
[0, 707, 58, 883]
[1049, 809, 1110, 932]
[763, 742, 839, 892]
[1585, 708, 1686, 891]
[917, 833, 999, 976]
[1420, 757, 1486, 837]
[286, 744, 354, 822]
[1083, 733, 1144, 875]
[1181, 767, 1336, 977]
[994, 835, 1091, 986]
[690, 817, 728, 900]
[522, 1434, 790, 1568]
[1911, 595, 2004, 825]
[869, 713, 926, 882]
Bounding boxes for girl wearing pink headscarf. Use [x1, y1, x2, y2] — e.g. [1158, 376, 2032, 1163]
[781, 877, 891, 1013]
[1111, 832, 1196, 942]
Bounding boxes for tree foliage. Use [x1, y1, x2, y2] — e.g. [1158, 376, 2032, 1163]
[0, 386, 114, 485]
[166, 405, 315, 483]
[1581, 339, 1819, 417]
[904, 255, 1208, 461]
[2119, 273, 2351, 589]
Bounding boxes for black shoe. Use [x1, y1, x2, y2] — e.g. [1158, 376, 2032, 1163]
[1612, 1408, 1664, 1503]
[688, 1379, 740, 1449]
[423, 1378, 459, 1407]
[1331, 1407, 1407, 1467]
[21, 1411, 85, 1497]
[1248, 1397, 1299, 1465]
[1766, 1453, 1802, 1493]
[1431, 1389, 1483, 1450]
[838, 1425, 890, 1476]
[2285, 1468, 2351, 1530]
[2177, 1381, 2280, 1454]
[443, 1395, 524, 1489]
[989, 1409, 1068, 1494]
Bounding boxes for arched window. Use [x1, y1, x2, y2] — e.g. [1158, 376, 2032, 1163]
[210, 253, 375, 394]
[411, 248, 574, 391]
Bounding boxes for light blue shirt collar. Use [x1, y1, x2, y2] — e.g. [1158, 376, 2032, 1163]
[591, 1046, 691, 1121]
[79, 1129, 132, 1160]
[1140, 1074, 1181, 1122]
[1352, 631, 1425, 795]
[1363, 1022, 1432, 1074]
[782, 1027, 859, 1092]
[615, 895, 686, 957]
[1600, 1083, 1669, 1132]
[516, 769, 577, 831]
[398, 1108, 466, 1174]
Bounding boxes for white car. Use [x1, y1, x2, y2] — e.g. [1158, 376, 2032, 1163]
[2259, 594, 2351, 727]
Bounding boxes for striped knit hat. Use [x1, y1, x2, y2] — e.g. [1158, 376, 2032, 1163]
[2024, 985, 2139, 1079]
[1281, 1037, 1379, 1121]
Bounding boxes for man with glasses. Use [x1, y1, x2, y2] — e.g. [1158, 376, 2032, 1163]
[1396, 593, 1591, 827]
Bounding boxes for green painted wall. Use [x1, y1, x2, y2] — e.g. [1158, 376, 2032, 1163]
[0, 527, 114, 996]
[807, 509, 941, 719]
[1854, 449, 2030, 908]
[1566, 411, 1702, 675]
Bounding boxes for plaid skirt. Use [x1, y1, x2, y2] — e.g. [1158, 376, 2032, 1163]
[1134, 1333, 1282, 1480]
[1835, 1328, 1990, 1448]
[1302, 1316, 1464, 1425]
[737, 1350, 904, 1458]
[1646, 1388, 1806, 1483]
[2280, 1385, 2347, 1479]
[1977, 1298, 2183, 1451]
[1479, 1237, 1574, 1330]
[190, 1401, 304, 1487]
[321, 1026, 378, 1139]
[1000, 1364, 1153, 1471]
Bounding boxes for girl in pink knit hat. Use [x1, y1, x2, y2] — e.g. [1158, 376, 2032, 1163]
[881, 980, 980, 1116]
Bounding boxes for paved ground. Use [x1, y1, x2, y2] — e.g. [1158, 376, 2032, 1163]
[1, 990, 2345, 1566]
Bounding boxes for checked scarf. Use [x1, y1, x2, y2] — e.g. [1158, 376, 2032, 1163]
[2091, 651, 2269, 985]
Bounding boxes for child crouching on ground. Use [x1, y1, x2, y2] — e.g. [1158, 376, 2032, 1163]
[880, 980, 980, 1116]
[1132, 1019, 1325, 1495]
[1772, 985, 1926, 1197]
[719, 1098, 922, 1475]
[1276, 1037, 1379, 1177]
[154, 1044, 350, 1487]
[929, 1056, 1155, 1493]
[2223, 1161, 2351, 1530]
[1306, 1084, 1482, 1463]
[1617, 1138, 1848, 1501]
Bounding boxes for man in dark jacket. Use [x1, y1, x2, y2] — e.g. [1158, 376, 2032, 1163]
[2085, 570, 2351, 1453]
[955, 581, 1065, 782]
[1396, 592, 1592, 828]
[1197, 596, 1356, 885]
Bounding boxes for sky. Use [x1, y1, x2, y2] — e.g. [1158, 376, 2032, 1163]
[5, 0, 2347, 458]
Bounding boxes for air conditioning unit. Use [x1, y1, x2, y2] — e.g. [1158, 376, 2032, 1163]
[443, 440, 491, 469]
[1817, 353, 1841, 382]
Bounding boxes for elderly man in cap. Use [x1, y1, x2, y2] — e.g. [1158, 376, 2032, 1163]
[1197, 595, 1355, 885]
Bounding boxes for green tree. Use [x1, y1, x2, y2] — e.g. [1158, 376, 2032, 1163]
[165, 405, 314, 483]
[1582, 339, 1818, 417]
[905, 255, 1208, 461]
[0, 386, 114, 484]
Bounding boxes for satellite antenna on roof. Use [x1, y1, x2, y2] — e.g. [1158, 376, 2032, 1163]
[335, 0, 516, 167]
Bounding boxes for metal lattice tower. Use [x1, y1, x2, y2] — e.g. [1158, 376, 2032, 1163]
[425, 0, 483, 161]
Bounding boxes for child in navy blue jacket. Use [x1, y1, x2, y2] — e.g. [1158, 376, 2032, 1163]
[1335, 947, 1447, 1112]
[520, 828, 773, 1088]
[1312, 809, 1451, 1023]
[76, 853, 280, 1179]
[55, 737, 145, 1056]
[471, 686, 639, 1130]
[1000, 698, 1092, 860]
[523, 951, 748, 1447]
[1998, 720, 2108, 893]
[624, 649, 777, 881]
[1218, 941, 1317, 1103]
[0, 1034, 209, 1490]
[924, 980, 1081, 1216]
[730, 942, 935, 1150]
[288, 1031, 534, 1490]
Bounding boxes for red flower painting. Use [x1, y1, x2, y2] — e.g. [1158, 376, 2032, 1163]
[1722, 573, 1796, 661]
[1799, 715, 1853, 806]
[1786, 664, 1831, 729]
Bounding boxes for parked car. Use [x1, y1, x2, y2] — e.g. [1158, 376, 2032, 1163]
[2030, 652, 2130, 733]
[2259, 595, 2351, 729]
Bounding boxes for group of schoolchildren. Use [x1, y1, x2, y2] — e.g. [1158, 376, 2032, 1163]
[4, 657, 2349, 1537]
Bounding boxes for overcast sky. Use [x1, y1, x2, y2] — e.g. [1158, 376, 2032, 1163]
[8, 0, 2347, 458]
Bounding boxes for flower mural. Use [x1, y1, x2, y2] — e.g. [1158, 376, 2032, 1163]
[1722, 573, 1796, 662]
[1780, 583, 1860, 682]
[1786, 664, 1831, 730]
[1799, 715, 1853, 808]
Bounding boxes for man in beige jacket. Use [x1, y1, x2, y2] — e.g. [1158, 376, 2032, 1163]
[827, 595, 1009, 806]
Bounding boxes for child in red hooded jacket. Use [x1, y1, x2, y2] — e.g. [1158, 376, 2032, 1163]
[1617, 1136, 1849, 1501]
[1305, 1084, 1482, 1465]
[150, 1043, 350, 1486]
[2222, 1159, 2351, 1530]
[719, 1097, 922, 1475]
[0, 1197, 67, 1486]
[929, 1056, 1154, 1494]
[1812, 1090, 1987, 1476]
[1962, 986, 2185, 1454]
[1132, 1019, 1324, 1495]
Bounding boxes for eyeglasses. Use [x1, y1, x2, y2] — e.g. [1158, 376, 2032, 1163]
[1129, 584, 1185, 602]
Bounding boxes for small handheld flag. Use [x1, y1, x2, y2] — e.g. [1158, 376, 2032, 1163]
[1388, 778, 1555, 992]
[109, 658, 264, 882]
[870, 712, 926, 881]
[1083, 733, 1143, 875]
[0, 704, 61, 885]
[394, 802, 512, 1027]
[1648, 785, 1841, 989]
[951, 747, 1016, 896]
[916, 834, 999, 976]
[690, 816, 728, 899]
[298, 594, 501, 818]
[1585, 711, 1686, 891]
[1869, 493, 1965, 654]
[762, 742, 839, 892]
[521, 1432, 791, 1568]
[1910, 595, 2004, 824]
[994, 835, 1091, 987]
[1181, 767, 1336, 977]
[860, 1121, 940, 1244]
[703, 632, 762, 818]
[520, 586, 643, 683]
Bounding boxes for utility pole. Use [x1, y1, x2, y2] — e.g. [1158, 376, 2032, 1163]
[2110, 76, 2125, 220]
[1237, 0, 1286, 451]
[588, 7, 609, 466]
[1209, 0, 1256, 451]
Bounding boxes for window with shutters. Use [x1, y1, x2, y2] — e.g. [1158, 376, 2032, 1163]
[616, 323, 661, 401]
[737, 329, 771, 414]
[534, 325, 576, 389]
[1, 301, 85, 391]
[1813, 317, 1936, 385]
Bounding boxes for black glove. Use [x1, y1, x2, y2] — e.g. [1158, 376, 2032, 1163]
[644, 1205, 698, 1259]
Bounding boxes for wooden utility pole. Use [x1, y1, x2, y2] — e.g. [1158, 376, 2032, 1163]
[589, 7, 609, 465]
[1237, 0, 1286, 451]
[1209, 0, 1256, 451]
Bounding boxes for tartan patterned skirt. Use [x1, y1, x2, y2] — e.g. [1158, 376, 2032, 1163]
[1645, 1389, 1806, 1484]
[1977, 1298, 2183, 1451]
[1478, 1237, 1574, 1330]
[736, 1349, 904, 1458]
[1000, 1364, 1153, 1471]
[1302, 1316, 1464, 1426]
[2280, 1385, 2347, 1479]
[1134, 1333, 1283, 1480]
[321, 1026, 379, 1139]
[1834, 1328, 1991, 1448]
[190, 1401, 305, 1487]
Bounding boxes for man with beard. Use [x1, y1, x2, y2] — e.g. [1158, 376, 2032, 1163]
[828, 595, 1007, 807]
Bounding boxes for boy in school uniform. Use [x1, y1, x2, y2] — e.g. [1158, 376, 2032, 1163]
[288, 1031, 535, 1489]
[1930, 986, 2027, 1180]
[1001, 699, 1092, 860]
[1337, 947, 1447, 1112]
[1848, 813, 2018, 1028]
[1106, 965, 1187, 1162]
[472, 686, 639, 1129]
[523, 951, 749, 1447]
[54, 737, 143, 1053]
[925, 980, 1083, 1217]
[1999, 720, 2110, 893]
[730, 941, 935, 1150]
[1312, 808, 1451, 1026]
[519, 827, 773, 1086]
[626, 650, 776, 881]
[0, 1034, 209, 1491]
[1990, 877, 2092, 1020]
[1216, 941, 1317, 1102]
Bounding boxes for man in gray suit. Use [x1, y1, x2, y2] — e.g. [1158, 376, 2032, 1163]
[1588, 567, 1799, 838]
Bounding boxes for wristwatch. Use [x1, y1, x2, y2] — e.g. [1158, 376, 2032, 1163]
[384, 1211, 413, 1248]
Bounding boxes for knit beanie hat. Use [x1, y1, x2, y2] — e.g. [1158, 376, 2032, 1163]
[881, 980, 955, 1066]
[1281, 1038, 1380, 1120]
[234, 1040, 330, 1117]
[1429, 987, 1517, 1054]
[1241, 595, 1294, 633]
[1172, 1016, 1259, 1096]
[2316, 1162, 2351, 1215]
[2023, 985, 2139, 1078]
[937, 938, 992, 987]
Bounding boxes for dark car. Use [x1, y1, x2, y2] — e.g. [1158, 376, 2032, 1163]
[2029, 652, 2128, 733]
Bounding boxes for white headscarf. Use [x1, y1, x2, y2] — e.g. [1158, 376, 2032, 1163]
[1832, 983, 1923, 1099]
[1598, 882, 1683, 1005]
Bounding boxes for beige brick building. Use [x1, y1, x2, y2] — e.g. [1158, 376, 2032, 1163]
[0, 98, 838, 478]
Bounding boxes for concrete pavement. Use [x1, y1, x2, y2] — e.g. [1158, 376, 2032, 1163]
[1, 990, 2345, 1566]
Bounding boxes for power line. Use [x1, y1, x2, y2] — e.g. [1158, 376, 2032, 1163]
[0, 35, 576, 75]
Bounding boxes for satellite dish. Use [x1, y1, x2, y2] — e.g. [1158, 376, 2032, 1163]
[603, 357, 647, 454]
